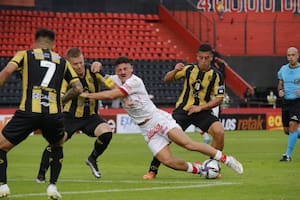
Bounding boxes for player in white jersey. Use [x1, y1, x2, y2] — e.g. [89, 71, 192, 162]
[80, 56, 243, 175]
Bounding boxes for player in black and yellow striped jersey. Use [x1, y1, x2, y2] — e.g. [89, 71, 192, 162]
[0, 29, 83, 199]
[143, 44, 226, 179]
[36, 47, 115, 182]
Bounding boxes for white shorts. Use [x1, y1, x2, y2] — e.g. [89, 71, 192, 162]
[139, 109, 180, 156]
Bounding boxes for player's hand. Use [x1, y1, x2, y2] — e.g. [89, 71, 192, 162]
[296, 90, 300, 97]
[91, 61, 102, 73]
[187, 105, 202, 115]
[278, 89, 284, 97]
[174, 63, 184, 71]
[80, 92, 90, 98]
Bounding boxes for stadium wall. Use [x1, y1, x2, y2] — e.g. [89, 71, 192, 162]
[0, 0, 160, 14]
[225, 56, 286, 89]
[0, 108, 283, 133]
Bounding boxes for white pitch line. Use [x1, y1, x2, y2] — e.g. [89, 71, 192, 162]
[10, 182, 239, 198]
[9, 178, 233, 184]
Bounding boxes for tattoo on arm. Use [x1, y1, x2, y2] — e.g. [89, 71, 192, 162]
[62, 81, 83, 104]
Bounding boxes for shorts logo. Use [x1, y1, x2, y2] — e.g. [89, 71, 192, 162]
[148, 123, 163, 140]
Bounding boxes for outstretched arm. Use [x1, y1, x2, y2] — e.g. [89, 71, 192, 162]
[80, 88, 125, 100]
[164, 63, 184, 82]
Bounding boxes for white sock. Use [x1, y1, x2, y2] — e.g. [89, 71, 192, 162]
[186, 162, 200, 174]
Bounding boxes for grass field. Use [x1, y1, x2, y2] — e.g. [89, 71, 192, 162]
[6, 130, 300, 200]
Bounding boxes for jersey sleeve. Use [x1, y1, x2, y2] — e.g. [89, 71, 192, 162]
[60, 79, 68, 95]
[9, 50, 27, 70]
[64, 60, 80, 84]
[119, 76, 140, 96]
[214, 73, 225, 97]
[174, 65, 189, 80]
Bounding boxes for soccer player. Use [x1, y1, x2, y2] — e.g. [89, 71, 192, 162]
[36, 47, 114, 182]
[0, 29, 83, 199]
[143, 44, 226, 179]
[80, 56, 243, 177]
[278, 47, 300, 162]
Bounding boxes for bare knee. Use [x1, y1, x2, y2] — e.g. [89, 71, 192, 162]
[0, 133, 14, 152]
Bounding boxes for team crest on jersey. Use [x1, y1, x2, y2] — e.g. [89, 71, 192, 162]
[193, 79, 202, 91]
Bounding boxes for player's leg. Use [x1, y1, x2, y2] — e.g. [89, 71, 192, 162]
[155, 145, 202, 174]
[143, 156, 160, 179]
[36, 133, 69, 183]
[281, 121, 298, 161]
[42, 114, 65, 200]
[36, 145, 51, 183]
[84, 116, 113, 178]
[207, 121, 224, 151]
[197, 106, 220, 144]
[0, 133, 13, 198]
[280, 104, 299, 162]
[168, 127, 243, 174]
[0, 111, 39, 197]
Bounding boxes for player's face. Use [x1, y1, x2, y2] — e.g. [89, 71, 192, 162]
[68, 54, 85, 78]
[196, 51, 213, 69]
[115, 63, 133, 83]
[287, 48, 299, 66]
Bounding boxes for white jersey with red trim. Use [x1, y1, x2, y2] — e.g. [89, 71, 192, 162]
[118, 74, 157, 125]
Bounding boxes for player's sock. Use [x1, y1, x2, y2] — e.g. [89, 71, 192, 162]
[37, 145, 51, 176]
[49, 146, 63, 185]
[285, 130, 298, 157]
[186, 162, 201, 174]
[213, 150, 228, 164]
[89, 132, 112, 160]
[148, 157, 161, 174]
[0, 150, 7, 184]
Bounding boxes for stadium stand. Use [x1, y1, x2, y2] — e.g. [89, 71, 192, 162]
[0, 9, 183, 61]
[1, 1, 299, 107]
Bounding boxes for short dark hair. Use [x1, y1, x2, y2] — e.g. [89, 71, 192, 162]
[198, 44, 213, 52]
[115, 56, 131, 66]
[66, 47, 82, 58]
[35, 28, 55, 41]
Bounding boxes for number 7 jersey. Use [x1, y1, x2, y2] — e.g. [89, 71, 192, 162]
[9, 48, 79, 114]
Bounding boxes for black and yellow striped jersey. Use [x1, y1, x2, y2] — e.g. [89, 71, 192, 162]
[9, 48, 79, 114]
[174, 64, 225, 111]
[62, 64, 103, 118]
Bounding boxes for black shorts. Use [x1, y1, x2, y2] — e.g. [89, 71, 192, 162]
[2, 110, 64, 145]
[173, 108, 219, 132]
[281, 99, 300, 127]
[63, 113, 107, 139]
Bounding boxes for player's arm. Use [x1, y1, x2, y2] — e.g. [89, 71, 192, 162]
[90, 61, 102, 73]
[80, 88, 125, 100]
[62, 79, 83, 104]
[164, 62, 184, 82]
[187, 97, 223, 116]
[0, 62, 18, 87]
[277, 80, 284, 98]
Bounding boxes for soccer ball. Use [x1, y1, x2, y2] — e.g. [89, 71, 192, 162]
[201, 159, 221, 179]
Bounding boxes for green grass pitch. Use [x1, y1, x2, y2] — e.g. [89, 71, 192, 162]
[6, 130, 300, 200]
